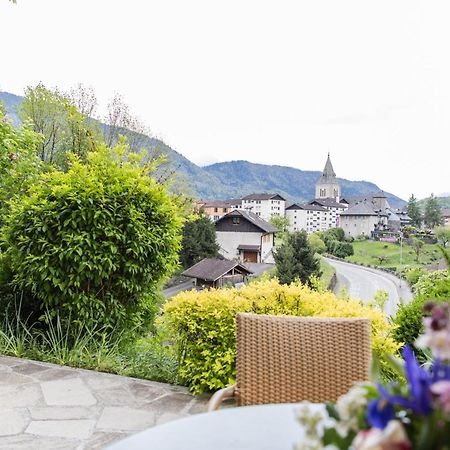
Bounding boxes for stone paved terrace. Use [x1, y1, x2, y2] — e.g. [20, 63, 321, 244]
[0, 356, 210, 449]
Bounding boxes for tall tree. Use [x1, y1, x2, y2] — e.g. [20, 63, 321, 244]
[406, 194, 422, 228]
[434, 226, 450, 248]
[180, 214, 219, 268]
[19, 83, 99, 167]
[274, 230, 321, 285]
[424, 194, 443, 228]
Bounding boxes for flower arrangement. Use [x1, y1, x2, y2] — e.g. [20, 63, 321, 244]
[297, 301, 450, 450]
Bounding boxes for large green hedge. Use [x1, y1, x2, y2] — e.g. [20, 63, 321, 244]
[4, 143, 183, 331]
[393, 270, 450, 346]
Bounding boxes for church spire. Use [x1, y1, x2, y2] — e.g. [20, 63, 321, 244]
[322, 153, 336, 179]
[315, 153, 341, 201]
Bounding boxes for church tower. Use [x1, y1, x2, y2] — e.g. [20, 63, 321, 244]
[315, 153, 341, 201]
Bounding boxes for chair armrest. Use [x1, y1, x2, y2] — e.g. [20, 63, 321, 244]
[207, 384, 236, 411]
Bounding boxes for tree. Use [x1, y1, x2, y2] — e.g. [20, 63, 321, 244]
[19, 83, 99, 167]
[406, 194, 422, 228]
[180, 214, 219, 268]
[424, 194, 443, 229]
[0, 103, 43, 228]
[307, 233, 326, 255]
[274, 230, 321, 285]
[410, 237, 424, 262]
[4, 142, 183, 332]
[434, 226, 450, 248]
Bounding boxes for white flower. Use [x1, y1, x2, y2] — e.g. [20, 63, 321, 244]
[335, 385, 370, 433]
[296, 401, 330, 438]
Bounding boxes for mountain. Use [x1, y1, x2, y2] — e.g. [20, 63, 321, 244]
[1, 90, 405, 206]
[203, 160, 405, 207]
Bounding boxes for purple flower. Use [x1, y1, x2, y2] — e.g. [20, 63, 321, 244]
[367, 398, 395, 429]
[401, 345, 432, 415]
[375, 346, 432, 416]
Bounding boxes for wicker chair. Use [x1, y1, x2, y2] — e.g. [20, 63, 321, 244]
[208, 313, 372, 411]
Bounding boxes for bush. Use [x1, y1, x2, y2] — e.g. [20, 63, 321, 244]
[308, 233, 327, 255]
[327, 240, 354, 258]
[392, 270, 450, 346]
[161, 279, 399, 393]
[4, 143, 183, 333]
[403, 267, 426, 288]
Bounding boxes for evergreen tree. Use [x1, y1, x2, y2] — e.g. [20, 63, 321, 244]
[406, 194, 422, 228]
[424, 194, 443, 228]
[274, 230, 321, 285]
[180, 214, 219, 268]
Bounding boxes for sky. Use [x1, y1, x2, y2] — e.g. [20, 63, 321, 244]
[1, 0, 449, 200]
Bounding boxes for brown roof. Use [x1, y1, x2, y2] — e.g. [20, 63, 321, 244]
[216, 210, 278, 233]
[237, 244, 261, 251]
[182, 258, 253, 281]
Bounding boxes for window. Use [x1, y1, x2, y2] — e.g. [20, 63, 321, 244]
[232, 217, 240, 225]
[214, 207, 218, 212]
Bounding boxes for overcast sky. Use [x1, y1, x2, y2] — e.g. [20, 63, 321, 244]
[1, 0, 449, 200]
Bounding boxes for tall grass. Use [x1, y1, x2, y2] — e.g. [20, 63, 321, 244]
[0, 301, 179, 383]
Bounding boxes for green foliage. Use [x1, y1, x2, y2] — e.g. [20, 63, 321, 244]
[434, 226, 450, 248]
[274, 230, 321, 285]
[407, 194, 422, 228]
[308, 233, 326, 255]
[404, 267, 426, 287]
[180, 214, 219, 268]
[162, 279, 399, 393]
[410, 236, 424, 262]
[0, 106, 43, 228]
[320, 227, 354, 258]
[19, 83, 100, 168]
[3, 142, 183, 332]
[423, 193, 444, 228]
[393, 270, 450, 346]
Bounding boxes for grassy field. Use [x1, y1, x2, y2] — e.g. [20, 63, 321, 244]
[346, 240, 443, 272]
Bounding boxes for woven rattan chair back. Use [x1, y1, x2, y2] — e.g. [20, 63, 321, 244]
[235, 313, 372, 406]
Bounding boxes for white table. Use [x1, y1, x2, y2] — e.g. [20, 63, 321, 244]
[107, 403, 322, 450]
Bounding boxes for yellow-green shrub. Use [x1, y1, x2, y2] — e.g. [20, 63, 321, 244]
[161, 279, 399, 393]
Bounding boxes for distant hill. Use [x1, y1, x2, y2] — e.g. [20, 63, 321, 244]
[1, 90, 405, 206]
[204, 160, 405, 207]
[418, 195, 450, 210]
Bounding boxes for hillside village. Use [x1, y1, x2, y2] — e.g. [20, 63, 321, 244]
[197, 154, 417, 264]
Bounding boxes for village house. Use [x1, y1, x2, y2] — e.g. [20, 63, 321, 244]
[241, 193, 286, 221]
[182, 257, 253, 289]
[339, 202, 389, 238]
[285, 203, 328, 233]
[215, 210, 278, 263]
[196, 198, 241, 221]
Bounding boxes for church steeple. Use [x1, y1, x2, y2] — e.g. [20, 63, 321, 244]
[315, 153, 341, 201]
[320, 152, 336, 180]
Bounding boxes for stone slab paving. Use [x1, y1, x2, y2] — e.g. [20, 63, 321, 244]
[0, 356, 210, 449]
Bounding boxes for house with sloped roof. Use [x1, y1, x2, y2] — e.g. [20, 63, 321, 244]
[215, 210, 278, 263]
[339, 203, 389, 238]
[241, 193, 286, 221]
[285, 203, 328, 234]
[182, 258, 253, 289]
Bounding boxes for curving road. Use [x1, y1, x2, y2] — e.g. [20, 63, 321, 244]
[325, 258, 413, 317]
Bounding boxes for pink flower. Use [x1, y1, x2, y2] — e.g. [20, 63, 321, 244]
[431, 381, 450, 413]
[352, 421, 411, 450]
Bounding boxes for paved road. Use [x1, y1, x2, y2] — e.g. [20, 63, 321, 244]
[325, 258, 413, 317]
